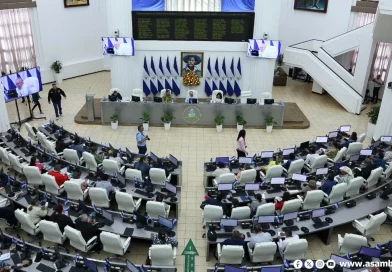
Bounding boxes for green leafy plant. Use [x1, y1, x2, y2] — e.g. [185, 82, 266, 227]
[161, 112, 175, 123]
[214, 115, 225, 126]
[110, 113, 119, 123]
[366, 105, 380, 124]
[277, 53, 284, 66]
[236, 115, 247, 126]
[140, 112, 150, 123]
[265, 116, 277, 126]
[51, 60, 62, 74]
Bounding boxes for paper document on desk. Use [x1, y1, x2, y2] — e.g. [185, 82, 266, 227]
[60, 167, 68, 175]
[316, 181, 322, 187]
[0, 253, 10, 261]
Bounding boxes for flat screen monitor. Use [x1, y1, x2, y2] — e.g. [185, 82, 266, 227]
[83, 257, 98, 272]
[218, 183, 233, 191]
[299, 141, 309, 149]
[316, 136, 328, 143]
[282, 148, 295, 156]
[238, 157, 252, 164]
[316, 167, 328, 175]
[1, 67, 43, 103]
[247, 98, 257, 104]
[258, 215, 275, 223]
[169, 154, 178, 166]
[349, 154, 360, 162]
[359, 246, 382, 258]
[264, 99, 274, 105]
[271, 177, 285, 185]
[292, 173, 307, 182]
[339, 125, 351, 132]
[109, 143, 115, 154]
[225, 265, 246, 272]
[260, 267, 282, 272]
[158, 215, 173, 229]
[220, 218, 238, 227]
[102, 37, 134, 56]
[150, 152, 158, 163]
[247, 39, 281, 59]
[125, 260, 140, 272]
[330, 254, 350, 267]
[261, 151, 274, 158]
[78, 200, 90, 214]
[360, 149, 372, 156]
[216, 157, 229, 165]
[311, 208, 325, 218]
[165, 182, 177, 195]
[224, 97, 234, 104]
[131, 96, 140, 102]
[373, 141, 381, 148]
[328, 131, 338, 139]
[117, 173, 126, 187]
[245, 183, 259, 191]
[381, 136, 392, 142]
[154, 97, 162, 103]
[126, 147, 133, 159]
[189, 98, 198, 104]
[102, 209, 113, 223]
[283, 212, 298, 221]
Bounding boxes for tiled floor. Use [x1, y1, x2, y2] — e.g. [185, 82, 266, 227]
[3, 72, 389, 271]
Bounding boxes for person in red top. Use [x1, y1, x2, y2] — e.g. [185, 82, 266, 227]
[274, 192, 291, 211]
[48, 164, 69, 186]
[29, 156, 45, 173]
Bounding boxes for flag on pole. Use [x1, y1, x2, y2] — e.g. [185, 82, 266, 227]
[221, 57, 227, 77]
[157, 79, 164, 92]
[219, 80, 226, 95]
[142, 79, 150, 96]
[205, 80, 212, 96]
[212, 80, 218, 91]
[150, 79, 158, 95]
[207, 57, 212, 77]
[214, 57, 220, 77]
[236, 58, 242, 77]
[165, 78, 171, 90]
[173, 56, 179, 76]
[150, 57, 156, 76]
[143, 56, 150, 77]
[229, 57, 235, 78]
[234, 80, 241, 97]
[165, 56, 171, 76]
[158, 56, 165, 77]
[226, 80, 234, 96]
[172, 79, 180, 95]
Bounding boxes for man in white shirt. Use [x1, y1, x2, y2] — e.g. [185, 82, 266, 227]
[305, 147, 319, 165]
[15, 78, 32, 98]
[372, 75, 384, 104]
[212, 162, 231, 178]
[248, 224, 272, 249]
[185, 91, 197, 103]
[278, 229, 299, 253]
[258, 42, 279, 59]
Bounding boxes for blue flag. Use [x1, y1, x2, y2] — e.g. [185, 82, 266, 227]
[226, 80, 234, 96]
[204, 80, 212, 96]
[213, 264, 219, 272]
[165, 56, 171, 76]
[214, 57, 220, 77]
[143, 79, 150, 96]
[165, 79, 171, 90]
[158, 57, 164, 77]
[173, 56, 179, 76]
[219, 80, 226, 95]
[234, 80, 241, 97]
[230, 57, 234, 77]
[237, 58, 242, 77]
[107, 38, 114, 48]
[121, 211, 126, 218]
[143, 56, 150, 77]
[150, 57, 156, 76]
[221, 57, 227, 77]
[157, 79, 164, 93]
[172, 79, 180, 96]
[253, 39, 259, 50]
[212, 81, 218, 91]
[207, 57, 212, 77]
[7, 76, 16, 90]
[74, 253, 79, 264]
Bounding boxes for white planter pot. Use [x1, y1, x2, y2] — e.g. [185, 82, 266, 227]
[54, 73, 63, 84]
[164, 122, 171, 132]
[216, 125, 223, 133]
[266, 125, 273, 133]
[143, 122, 149, 131]
[111, 121, 118, 130]
[237, 124, 243, 132]
[367, 122, 376, 138]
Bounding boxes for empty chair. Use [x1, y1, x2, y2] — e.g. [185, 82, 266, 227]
[115, 192, 142, 213]
[64, 225, 97, 253]
[382, 163, 392, 181]
[299, 190, 324, 210]
[89, 187, 110, 208]
[248, 242, 277, 263]
[40, 220, 67, 246]
[217, 245, 244, 265]
[24, 123, 38, 141]
[324, 183, 347, 204]
[338, 233, 368, 254]
[329, 147, 347, 164]
[211, 90, 223, 103]
[284, 159, 304, 178]
[22, 166, 43, 186]
[280, 199, 302, 215]
[352, 212, 387, 240]
[259, 92, 272, 105]
[261, 165, 284, 183]
[132, 88, 143, 100]
[37, 132, 55, 153]
[357, 133, 366, 143]
[64, 179, 89, 201]
[41, 174, 65, 196]
[238, 169, 256, 185]
[146, 201, 170, 219]
[83, 151, 99, 170]
[305, 155, 328, 173]
[365, 167, 383, 188]
[213, 173, 236, 186]
[8, 153, 27, 174]
[203, 205, 224, 224]
[346, 142, 363, 158]
[0, 147, 11, 166]
[63, 149, 82, 165]
[230, 207, 251, 219]
[102, 159, 124, 176]
[14, 209, 40, 236]
[255, 203, 275, 217]
[100, 231, 131, 256]
[345, 177, 364, 198]
[149, 168, 171, 186]
[149, 245, 176, 266]
[125, 168, 143, 182]
[280, 239, 308, 261]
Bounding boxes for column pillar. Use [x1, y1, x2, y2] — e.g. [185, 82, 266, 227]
[248, 0, 282, 99]
[0, 83, 11, 133]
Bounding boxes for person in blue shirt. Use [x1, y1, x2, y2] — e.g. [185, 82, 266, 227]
[134, 155, 151, 178]
[71, 137, 85, 158]
[373, 151, 386, 171]
[320, 173, 336, 196]
[221, 230, 245, 246]
[136, 125, 150, 155]
[283, 153, 295, 170]
[200, 193, 228, 216]
[340, 132, 357, 149]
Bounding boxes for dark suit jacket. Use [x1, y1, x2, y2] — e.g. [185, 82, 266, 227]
[134, 161, 151, 178]
[50, 213, 75, 233]
[200, 198, 228, 216]
[75, 221, 101, 242]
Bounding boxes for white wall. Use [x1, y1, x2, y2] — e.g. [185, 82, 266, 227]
[32, 0, 107, 83]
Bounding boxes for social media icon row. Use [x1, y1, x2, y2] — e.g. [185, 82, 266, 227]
[293, 259, 336, 269]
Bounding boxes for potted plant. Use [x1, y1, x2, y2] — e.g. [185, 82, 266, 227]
[366, 105, 380, 138]
[276, 53, 284, 67]
[140, 112, 150, 131]
[161, 112, 175, 132]
[110, 113, 119, 130]
[236, 115, 247, 132]
[265, 116, 277, 133]
[214, 115, 225, 133]
[51, 60, 63, 84]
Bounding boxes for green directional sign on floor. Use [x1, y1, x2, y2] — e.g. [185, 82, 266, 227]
[182, 239, 199, 272]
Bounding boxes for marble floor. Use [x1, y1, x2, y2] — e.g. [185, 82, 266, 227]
[3, 71, 389, 271]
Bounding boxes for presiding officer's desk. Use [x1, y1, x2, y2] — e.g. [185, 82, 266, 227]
[204, 179, 392, 261]
[100, 99, 285, 128]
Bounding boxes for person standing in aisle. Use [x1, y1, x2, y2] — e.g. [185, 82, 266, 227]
[236, 129, 248, 158]
[136, 124, 150, 155]
[48, 83, 66, 120]
[31, 92, 43, 115]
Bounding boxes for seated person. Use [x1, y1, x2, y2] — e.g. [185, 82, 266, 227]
[215, 93, 223, 104]
[0, 258, 33, 271]
[356, 158, 375, 180]
[162, 89, 173, 103]
[185, 91, 197, 103]
[340, 132, 358, 149]
[275, 192, 291, 211]
[248, 223, 272, 249]
[283, 153, 295, 170]
[277, 229, 299, 252]
[29, 156, 45, 173]
[70, 171, 88, 192]
[248, 193, 266, 214]
[301, 180, 317, 197]
[71, 137, 85, 158]
[384, 146, 392, 163]
[373, 151, 386, 171]
[153, 230, 178, 247]
[0, 206, 18, 227]
[324, 141, 339, 159]
[212, 162, 231, 177]
[109, 90, 122, 101]
[91, 145, 104, 164]
[55, 134, 71, 153]
[108, 150, 124, 169]
[221, 230, 245, 246]
[50, 204, 75, 232]
[200, 192, 228, 216]
[75, 214, 102, 249]
[305, 147, 319, 165]
[48, 164, 69, 187]
[27, 199, 48, 224]
[336, 166, 353, 184]
[263, 161, 277, 172]
[236, 165, 252, 180]
[134, 155, 150, 179]
[320, 173, 336, 196]
[95, 179, 115, 198]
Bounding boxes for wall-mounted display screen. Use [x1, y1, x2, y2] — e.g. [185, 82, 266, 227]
[247, 39, 281, 59]
[102, 37, 135, 56]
